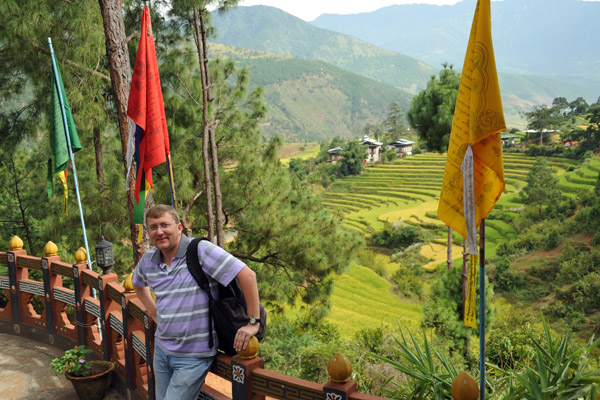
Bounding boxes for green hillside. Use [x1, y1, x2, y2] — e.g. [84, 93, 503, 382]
[211, 5, 598, 132]
[211, 5, 435, 94]
[211, 43, 412, 141]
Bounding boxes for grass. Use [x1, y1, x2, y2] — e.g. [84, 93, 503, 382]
[278, 142, 320, 166]
[326, 263, 423, 337]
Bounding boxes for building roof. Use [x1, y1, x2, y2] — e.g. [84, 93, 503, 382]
[327, 146, 344, 154]
[359, 135, 382, 146]
[389, 139, 415, 146]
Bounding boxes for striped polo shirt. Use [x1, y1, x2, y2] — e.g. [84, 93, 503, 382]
[132, 235, 245, 358]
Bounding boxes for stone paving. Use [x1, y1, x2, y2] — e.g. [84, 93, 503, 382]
[0, 333, 124, 400]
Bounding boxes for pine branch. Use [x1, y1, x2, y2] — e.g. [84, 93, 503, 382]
[31, 42, 110, 83]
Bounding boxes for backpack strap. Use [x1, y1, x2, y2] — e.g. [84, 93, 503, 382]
[185, 237, 216, 350]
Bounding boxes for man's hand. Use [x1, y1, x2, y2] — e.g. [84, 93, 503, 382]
[234, 323, 260, 353]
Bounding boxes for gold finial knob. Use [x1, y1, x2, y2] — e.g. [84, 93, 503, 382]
[451, 371, 479, 400]
[327, 353, 352, 383]
[44, 241, 58, 257]
[75, 247, 87, 263]
[123, 273, 135, 293]
[237, 336, 259, 359]
[9, 236, 23, 250]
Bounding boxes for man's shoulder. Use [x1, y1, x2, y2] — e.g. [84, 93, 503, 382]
[138, 247, 161, 266]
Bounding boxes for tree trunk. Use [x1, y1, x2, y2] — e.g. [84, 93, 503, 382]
[192, 6, 215, 242]
[198, 10, 225, 247]
[97, 0, 144, 264]
[10, 157, 34, 252]
[93, 126, 104, 184]
[447, 226, 452, 271]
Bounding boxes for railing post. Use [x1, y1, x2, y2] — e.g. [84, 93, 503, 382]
[323, 353, 357, 400]
[7, 236, 26, 327]
[231, 337, 265, 400]
[42, 242, 60, 339]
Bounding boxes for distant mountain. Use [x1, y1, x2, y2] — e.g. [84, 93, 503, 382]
[210, 44, 413, 141]
[207, 3, 598, 137]
[211, 6, 435, 94]
[312, 0, 600, 97]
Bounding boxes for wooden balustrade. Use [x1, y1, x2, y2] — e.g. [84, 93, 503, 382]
[0, 236, 479, 400]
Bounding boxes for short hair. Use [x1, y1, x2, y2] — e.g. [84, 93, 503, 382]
[145, 205, 180, 225]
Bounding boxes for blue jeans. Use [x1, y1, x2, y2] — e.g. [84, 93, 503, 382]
[153, 345, 214, 400]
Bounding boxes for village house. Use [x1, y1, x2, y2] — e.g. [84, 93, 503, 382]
[360, 135, 383, 163]
[327, 146, 344, 163]
[387, 138, 415, 157]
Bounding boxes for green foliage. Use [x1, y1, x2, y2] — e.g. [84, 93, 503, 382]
[260, 317, 343, 383]
[50, 345, 92, 377]
[487, 323, 543, 370]
[391, 264, 424, 299]
[492, 257, 525, 293]
[523, 104, 564, 145]
[491, 315, 600, 400]
[371, 222, 423, 250]
[423, 264, 494, 354]
[407, 64, 460, 152]
[339, 140, 365, 176]
[373, 329, 459, 400]
[520, 158, 561, 220]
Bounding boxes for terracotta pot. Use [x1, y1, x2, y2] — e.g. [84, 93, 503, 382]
[66, 360, 114, 400]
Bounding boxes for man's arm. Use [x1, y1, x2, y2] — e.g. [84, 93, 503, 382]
[234, 266, 260, 352]
[133, 285, 158, 322]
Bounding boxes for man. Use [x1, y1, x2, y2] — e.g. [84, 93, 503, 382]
[133, 205, 260, 400]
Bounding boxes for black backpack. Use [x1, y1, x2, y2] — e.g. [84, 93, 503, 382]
[185, 237, 267, 356]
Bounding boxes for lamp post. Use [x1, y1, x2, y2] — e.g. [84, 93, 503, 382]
[95, 236, 114, 275]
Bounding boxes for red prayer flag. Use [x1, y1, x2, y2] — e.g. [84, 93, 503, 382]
[127, 7, 170, 202]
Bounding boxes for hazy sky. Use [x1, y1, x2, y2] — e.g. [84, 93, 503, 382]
[238, 0, 463, 21]
[238, 0, 599, 21]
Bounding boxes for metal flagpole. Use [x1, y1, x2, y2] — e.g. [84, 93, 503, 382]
[479, 218, 486, 399]
[166, 155, 176, 207]
[48, 38, 92, 270]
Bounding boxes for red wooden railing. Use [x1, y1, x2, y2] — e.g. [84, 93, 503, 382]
[0, 236, 390, 400]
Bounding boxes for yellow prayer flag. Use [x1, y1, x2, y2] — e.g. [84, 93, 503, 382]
[437, 0, 506, 240]
[464, 255, 478, 329]
[58, 170, 68, 214]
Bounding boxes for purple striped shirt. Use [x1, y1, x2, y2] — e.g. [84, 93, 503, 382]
[132, 235, 245, 357]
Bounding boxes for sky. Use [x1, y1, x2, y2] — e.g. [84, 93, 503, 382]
[238, 0, 463, 21]
[238, 0, 600, 21]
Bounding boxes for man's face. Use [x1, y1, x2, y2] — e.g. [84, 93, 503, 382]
[147, 213, 183, 254]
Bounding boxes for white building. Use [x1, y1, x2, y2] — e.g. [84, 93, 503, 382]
[359, 135, 383, 163]
[387, 138, 415, 157]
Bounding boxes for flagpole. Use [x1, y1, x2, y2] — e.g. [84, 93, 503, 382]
[479, 218, 486, 400]
[48, 38, 92, 270]
[166, 155, 176, 207]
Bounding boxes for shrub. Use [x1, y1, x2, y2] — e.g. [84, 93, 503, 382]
[544, 229, 559, 250]
[391, 265, 424, 299]
[487, 323, 541, 370]
[371, 223, 423, 250]
[490, 315, 600, 400]
[492, 257, 524, 292]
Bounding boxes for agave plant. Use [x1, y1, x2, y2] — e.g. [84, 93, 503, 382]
[489, 314, 600, 400]
[373, 328, 460, 400]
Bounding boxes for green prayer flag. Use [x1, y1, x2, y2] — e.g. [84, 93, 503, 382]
[47, 58, 81, 200]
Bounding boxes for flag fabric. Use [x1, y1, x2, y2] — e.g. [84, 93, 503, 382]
[47, 58, 82, 214]
[438, 0, 505, 245]
[464, 254, 478, 329]
[127, 6, 170, 223]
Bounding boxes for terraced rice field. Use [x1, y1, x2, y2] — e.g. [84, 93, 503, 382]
[322, 152, 598, 336]
[324, 152, 594, 265]
[326, 263, 423, 336]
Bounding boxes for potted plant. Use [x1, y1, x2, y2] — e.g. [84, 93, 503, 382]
[50, 345, 114, 400]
